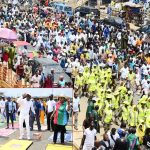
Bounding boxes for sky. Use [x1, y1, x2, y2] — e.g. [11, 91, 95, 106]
[0, 88, 73, 98]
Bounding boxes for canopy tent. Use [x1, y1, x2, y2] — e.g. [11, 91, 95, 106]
[0, 28, 18, 41]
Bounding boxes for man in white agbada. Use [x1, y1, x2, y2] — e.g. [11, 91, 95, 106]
[17, 94, 35, 140]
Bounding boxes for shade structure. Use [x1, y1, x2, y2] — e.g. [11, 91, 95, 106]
[0, 28, 18, 41]
[13, 41, 31, 47]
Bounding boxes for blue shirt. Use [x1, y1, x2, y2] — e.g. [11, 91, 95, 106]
[33, 101, 41, 116]
[7, 101, 16, 113]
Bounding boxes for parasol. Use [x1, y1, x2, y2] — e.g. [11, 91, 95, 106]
[0, 28, 18, 41]
[13, 41, 31, 47]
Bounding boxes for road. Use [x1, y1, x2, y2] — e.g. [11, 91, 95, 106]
[0, 118, 72, 150]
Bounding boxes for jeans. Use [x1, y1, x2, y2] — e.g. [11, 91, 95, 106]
[29, 114, 41, 131]
[6, 113, 14, 127]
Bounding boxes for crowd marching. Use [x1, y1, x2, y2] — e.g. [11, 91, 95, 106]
[0, 0, 150, 149]
[0, 94, 71, 144]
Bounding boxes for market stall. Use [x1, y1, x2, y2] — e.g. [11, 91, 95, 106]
[123, 2, 144, 26]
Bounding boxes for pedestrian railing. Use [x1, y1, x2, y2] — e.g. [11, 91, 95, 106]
[0, 64, 23, 88]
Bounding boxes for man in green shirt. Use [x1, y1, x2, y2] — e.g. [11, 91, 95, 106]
[127, 127, 140, 150]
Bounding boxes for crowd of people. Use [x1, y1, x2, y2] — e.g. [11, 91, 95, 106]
[0, 0, 150, 149]
[0, 94, 71, 144]
[80, 121, 150, 150]
[0, 1, 149, 88]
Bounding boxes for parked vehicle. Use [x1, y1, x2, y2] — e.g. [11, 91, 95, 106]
[74, 6, 100, 18]
[137, 25, 150, 34]
[102, 16, 126, 29]
[49, 2, 73, 16]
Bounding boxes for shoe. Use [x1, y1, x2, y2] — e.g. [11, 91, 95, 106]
[74, 127, 78, 130]
[12, 127, 14, 129]
[27, 137, 31, 140]
[61, 142, 65, 145]
[5, 127, 9, 129]
[19, 137, 23, 140]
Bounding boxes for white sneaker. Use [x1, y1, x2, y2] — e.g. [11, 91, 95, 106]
[27, 137, 31, 140]
[19, 137, 23, 140]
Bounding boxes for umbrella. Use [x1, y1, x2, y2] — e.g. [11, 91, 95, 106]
[0, 28, 18, 41]
[13, 41, 31, 47]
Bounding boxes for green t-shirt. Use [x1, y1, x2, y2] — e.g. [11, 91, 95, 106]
[127, 134, 139, 150]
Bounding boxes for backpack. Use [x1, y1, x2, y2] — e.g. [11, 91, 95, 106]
[129, 137, 137, 150]
[100, 140, 111, 150]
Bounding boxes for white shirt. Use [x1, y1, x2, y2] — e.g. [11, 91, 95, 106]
[107, 132, 120, 147]
[83, 128, 97, 147]
[120, 67, 129, 79]
[31, 75, 41, 88]
[73, 97, 80, 112]
[46, 100, 56, 113]
[17, 97, 35, 116]
[141, 79, 147, 88]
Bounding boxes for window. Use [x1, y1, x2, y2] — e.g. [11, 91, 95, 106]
[64, 7, 72, 12]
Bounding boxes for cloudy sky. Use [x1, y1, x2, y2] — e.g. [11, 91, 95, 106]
[0, 88, 73, 97]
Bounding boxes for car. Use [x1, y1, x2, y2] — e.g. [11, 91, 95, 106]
[48, 1, 58, 7]
[102, 16, 126, 29]
[137, 25, 150, 34]
[74, 6, 100, 18]
[28, 58, 72, 84]
[49, 2, 73, 16]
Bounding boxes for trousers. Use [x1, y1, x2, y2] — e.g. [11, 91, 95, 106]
[53, 124, 66, 143]
[73, 111, 78, 129]
[6, 113, 14, 127]
[47, 112, 54, 131]
[19, 114, 30, 138]
[0, 110, 5, 122]
[29, 114, 41, 131]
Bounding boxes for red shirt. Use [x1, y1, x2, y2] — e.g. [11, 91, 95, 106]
[16, 64, 24, 76]
[3, 53, 9, 62]
[44, 78, 53, 88]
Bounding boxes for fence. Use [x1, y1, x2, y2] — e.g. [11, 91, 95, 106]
[0, 64, 22, 88]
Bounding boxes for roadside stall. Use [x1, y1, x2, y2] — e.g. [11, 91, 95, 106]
[123, 2, 144, 26]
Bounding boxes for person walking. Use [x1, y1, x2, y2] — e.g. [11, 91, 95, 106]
[51, 94, 70, 144]
[113, 131, 129, 150]
[5, 97, 16, 129]
[17, 94, 35, 140]
[46, 94, 56, 131]
[0, 96, 6, 123]
[80, 121, 97, 150]
[127, 128, 140, 150]
[107, 128, 120, 149]
[99, 133, 111, 150]
[29, 97, 41, 131]
[73, 93, 80, 130]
